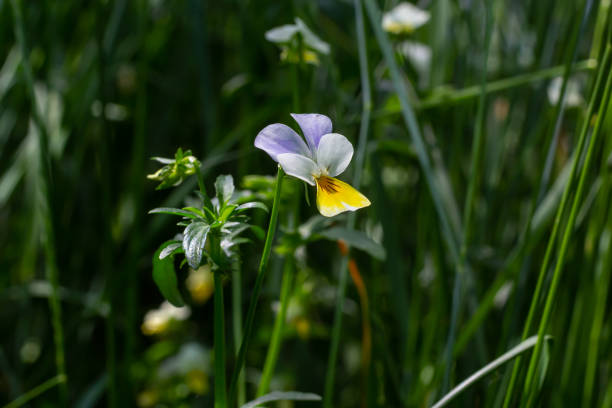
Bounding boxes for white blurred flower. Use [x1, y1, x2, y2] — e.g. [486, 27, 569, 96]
[141, 301, 191, 335]
[399, 40, 431, 86]
[547, 77, 584, 108]
[383, 2, 430, 35]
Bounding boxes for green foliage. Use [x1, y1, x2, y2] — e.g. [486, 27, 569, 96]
[147, 148, 200, 190]
[152, 241, 185, 307]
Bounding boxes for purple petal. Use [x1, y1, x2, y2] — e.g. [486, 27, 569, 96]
[254, 123, 311, 162]
[291, 113, 332, 152]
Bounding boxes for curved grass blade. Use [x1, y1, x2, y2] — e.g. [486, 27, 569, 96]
[432, 336, 551, 408]
[241, 391, 322, 408]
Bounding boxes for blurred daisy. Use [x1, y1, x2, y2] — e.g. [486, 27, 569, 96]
[265, 18, 330, 65]
[382, 2, 430, 35]
[141, 301, 191, 335]
[255, 114, 370, 217]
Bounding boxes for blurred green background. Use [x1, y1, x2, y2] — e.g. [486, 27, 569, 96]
[1, 0, 612, 407]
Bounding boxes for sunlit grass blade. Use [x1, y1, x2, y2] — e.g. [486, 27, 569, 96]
[432, 336, 550, 408]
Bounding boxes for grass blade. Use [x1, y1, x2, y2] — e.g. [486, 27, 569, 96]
[432, 336, 550, 408]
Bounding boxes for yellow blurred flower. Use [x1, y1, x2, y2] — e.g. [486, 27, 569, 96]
[141, 301, 191, 336]
[186, 265, 214, 304]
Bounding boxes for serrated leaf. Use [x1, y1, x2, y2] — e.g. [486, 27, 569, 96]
[241, 391, 322, 408]
[236, 201, 268, 213]
[215, 174, 235, 205]
[317, 227, 386, 260]
[159, 241, 182, 260]
[183, 221, 210, 269]
[152, 241, 185, 307]
[149, 207, 201, 219]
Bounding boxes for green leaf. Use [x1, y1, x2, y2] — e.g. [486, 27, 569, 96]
[152, 241, 185, 307]
[219, 204, 238, 222]
[148, 207, 201, 219]
[317, 227, 386, 260]
[159, 241, 182, 260]
[183, 221, 210, 269]
[215, 174, 235, 205]
[236, 201, 268, 213]
[241, 391, 322, 408]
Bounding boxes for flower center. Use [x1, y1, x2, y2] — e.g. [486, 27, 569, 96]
[316, 176, 339, 193]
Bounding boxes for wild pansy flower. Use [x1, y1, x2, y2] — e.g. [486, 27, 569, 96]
[255, 113, 370, 217]
[382, 2, 430, 35]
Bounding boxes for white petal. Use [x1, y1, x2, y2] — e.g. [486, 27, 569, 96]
[316, 133, 354, 177]
[277, 153, 320, 185]
[382, 2, 430, 34]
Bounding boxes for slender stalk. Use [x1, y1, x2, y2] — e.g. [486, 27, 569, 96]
[212, 243, 228, 408]
[228, 166, 284, 407]
[256, 260, 295, 396]
[442, 0, 492, 392]
[521, 50, 612, 406]
[3, 375, 67, 408]
[9, 0, 67, 402]
[323, 2, 372, 406]
[501, 44, 612, 408]
[582, 209, 612, 406]
[253, 28, 306, 398]
[231, 260, 246, 407]
[412, 60, 596, 111]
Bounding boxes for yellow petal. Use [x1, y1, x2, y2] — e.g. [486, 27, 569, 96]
[316, 176, 371, 217]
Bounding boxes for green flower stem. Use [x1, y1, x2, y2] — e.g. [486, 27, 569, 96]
[255, 39, 304, 396]
[211, 232, 228, 408]
[323, 1, 372, 405]
[256, 259, 295, 396]
[501, 43, 612, 408]
[231, 260, 246, 407]
[521, 47, 612, 406]
[9, 0, 67, 403]
[228, 166, 284, 407]
[442, 0, 493, 392]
